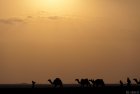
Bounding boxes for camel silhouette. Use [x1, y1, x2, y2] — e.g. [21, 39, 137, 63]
[89, 79, 105, 87]
[133, 78, 140, 85]
[32, 81, 36, 88]
[48, 78, 63, 88]
[75, 78, 91, 87]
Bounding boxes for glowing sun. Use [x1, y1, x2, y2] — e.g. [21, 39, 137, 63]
[35, 0, 73, 9]
[31, 0, 77, 14]
[46, 0, 66, 6]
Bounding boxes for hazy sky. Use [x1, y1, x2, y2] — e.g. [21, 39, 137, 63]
[0, 0, 140, 84]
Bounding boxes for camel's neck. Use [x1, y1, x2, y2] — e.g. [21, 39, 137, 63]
[134, 79, 138, 83]
[76, 80, 81, 84]
[49, 80, 53, 84]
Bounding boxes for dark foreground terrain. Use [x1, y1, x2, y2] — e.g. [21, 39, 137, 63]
[0, 84, 139, 94]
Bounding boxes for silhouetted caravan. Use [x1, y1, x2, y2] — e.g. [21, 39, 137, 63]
[75, 78, 91, 87]
[48, 78, 63, 88]
[133, 78, 140, 85]
[120, 80, 124, 87]
[89, 79, 105, 87]
[32, 81, 36, 88]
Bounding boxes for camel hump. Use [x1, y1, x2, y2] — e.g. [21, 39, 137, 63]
[95, 79, 104, 82]
[54, 78, 63, 84]
[55, 78, 62, 82]
[94, 79, 105, 87]
[55, 78, 61, 80]
[32, 81, 36, 84]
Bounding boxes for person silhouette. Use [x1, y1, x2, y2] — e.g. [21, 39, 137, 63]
[120, 80, 124, 87]
[127, 78, 131, 87]
[32, 81, 36, 88]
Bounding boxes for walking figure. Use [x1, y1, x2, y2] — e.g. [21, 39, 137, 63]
[127, 78, 131, 87]
[32, 81, 36, 88]
[120, 80, 124, 87]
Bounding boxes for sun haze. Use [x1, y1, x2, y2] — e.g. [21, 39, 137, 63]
[0, 0, 140, 84]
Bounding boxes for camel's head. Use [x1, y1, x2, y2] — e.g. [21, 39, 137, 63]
[133, 78, 138, 81]
[48, 79, 51, 82]
[55, 78, 61, 81]
[48, 79, 54, 84]
[133, 78, 137, 80]
[75, 79, 79, 81]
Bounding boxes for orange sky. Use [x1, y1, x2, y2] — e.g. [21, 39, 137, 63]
[0, 0, 140, 84]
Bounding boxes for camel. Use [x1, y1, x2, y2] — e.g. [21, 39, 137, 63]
[75, 78, 91, 87]
[48, 78, 63, 87]
[89, 79, 105, 87]
[133, 78, 140, 85]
